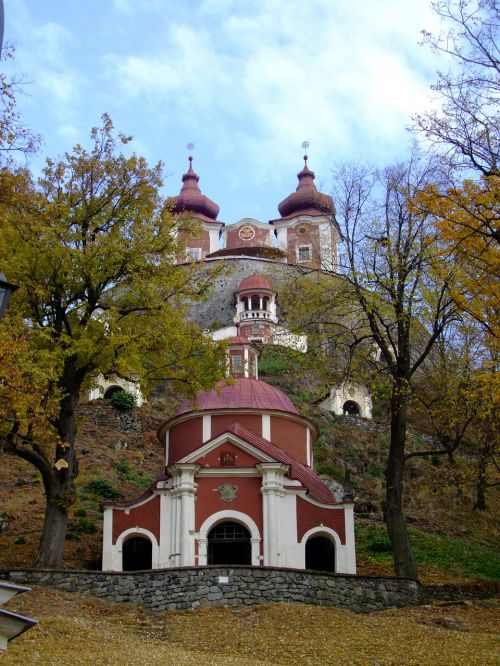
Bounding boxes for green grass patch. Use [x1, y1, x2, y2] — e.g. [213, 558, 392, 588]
[357, 524, 500, 580]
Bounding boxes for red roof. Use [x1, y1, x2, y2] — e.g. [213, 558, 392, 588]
[176, 378, 299, 416]
[172, 156, 220, 223]
[278, 156, 334, 219]
[212, 423, 336, 504]
[236, 274, 273, 292]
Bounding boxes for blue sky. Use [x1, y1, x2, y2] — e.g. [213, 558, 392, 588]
[4, 0, 445, 224]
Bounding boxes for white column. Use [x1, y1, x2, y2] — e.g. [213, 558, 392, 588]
[262, 414, 271, 440]
[270, 295, 278, 322]
[202, 414, 211, 443]
[257, 463, 289, 567]
[102, 508, 114, 570]
[169, 464, 200, 567]
[243, 347, 249, 378]
[343, 502, 357, 574]
[158, 488, 172, 568]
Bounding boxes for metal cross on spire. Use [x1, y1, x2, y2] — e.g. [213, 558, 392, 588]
[301, 141, 309, 165]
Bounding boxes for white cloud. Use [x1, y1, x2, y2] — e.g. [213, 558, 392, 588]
[4, 0, 446, 220]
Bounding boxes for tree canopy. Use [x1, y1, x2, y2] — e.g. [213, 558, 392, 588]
[0, 115, 227, 566]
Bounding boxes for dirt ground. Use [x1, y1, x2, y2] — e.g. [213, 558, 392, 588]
[3, 585, 499, 665]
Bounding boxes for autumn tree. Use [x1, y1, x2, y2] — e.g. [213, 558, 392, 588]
[0, 116, 227, 568]
[413, 176, 499, 341]
[412, 318, 499, 509]
[281, 155, 460, 578]
[413, 0, 499, 177]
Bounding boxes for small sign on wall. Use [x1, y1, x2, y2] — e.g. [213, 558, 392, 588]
[218, 576, 229, 584]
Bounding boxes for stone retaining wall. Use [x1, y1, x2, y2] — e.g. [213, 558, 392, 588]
[0, 566, 421, 613]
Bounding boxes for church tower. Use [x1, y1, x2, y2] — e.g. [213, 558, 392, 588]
[172, 152, 224, 262]
[271, 146, 341, 272]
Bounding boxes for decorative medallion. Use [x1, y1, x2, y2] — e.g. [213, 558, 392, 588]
[297, 224, 309, 235]
[218, 483, 238, 502]
[348, 387, 356, 397]
[219, 451, 236, 467]
[239, 225, 255, 241]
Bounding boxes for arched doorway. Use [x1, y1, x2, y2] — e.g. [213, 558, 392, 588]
[207, 521, 251, 565]
[343, 400, 360, 416]
[305, 535, 335, 572]
[122, 536, 152, 571]
[104, 385, 122, 399]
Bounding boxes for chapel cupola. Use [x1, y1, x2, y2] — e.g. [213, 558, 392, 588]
[277, 153, 334, 220]
[173, 155, 220, 223]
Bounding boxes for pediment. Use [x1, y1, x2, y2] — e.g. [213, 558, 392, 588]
[178, 430, 277, 466]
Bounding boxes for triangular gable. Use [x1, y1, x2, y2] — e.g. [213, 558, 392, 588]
[180, 422, 337, 505]
[178, 429, 277, 465]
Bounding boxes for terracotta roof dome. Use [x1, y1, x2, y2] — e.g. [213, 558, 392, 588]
[236, 275, 273, 292]
[176, 378, 299, 416]
[278, 155, 335, 219]
[172, 157, 220, 223]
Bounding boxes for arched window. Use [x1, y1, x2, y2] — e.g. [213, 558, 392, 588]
[343, 400, 360, 416]
[122, 535, 152, 571]
[103, 385, 123, 399]
[207, 521, 251, 565]
[243, 297, 250, 311]
[305, 535, 335, 572]
[251, 295, 260, 311]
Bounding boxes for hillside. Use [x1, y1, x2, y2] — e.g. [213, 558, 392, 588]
[0, 390, 498, 583]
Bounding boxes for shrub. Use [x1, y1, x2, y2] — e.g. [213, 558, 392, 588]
[366, 462, 385, 480]
[74, 508, 87, 517]
[110, 389, 137, 411]
[84, 479, 122, 500]
[74, 518, 97, 535]
[366, 529, 392, 554]
[315, 462, 345, 480]
[14, 536, 27, 545]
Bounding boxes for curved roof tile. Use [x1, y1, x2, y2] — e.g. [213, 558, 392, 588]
[176, 378, 299, 416]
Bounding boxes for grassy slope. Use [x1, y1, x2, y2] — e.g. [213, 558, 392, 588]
[0, 394, 498, 583]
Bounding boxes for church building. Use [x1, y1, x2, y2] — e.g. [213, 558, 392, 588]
[100, 153, 369, 573]
[101, 336, 356, 574]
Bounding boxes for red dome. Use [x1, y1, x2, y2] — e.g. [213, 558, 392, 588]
[278, 157, 334, 219]
[172, 157, 220, 223]
[176, 378, 299, 416]
[236, 274, 273, 292]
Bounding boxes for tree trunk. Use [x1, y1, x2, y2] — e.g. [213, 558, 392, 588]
[34, 489, 69, 568]
[473, 451, 488, 511]
[35, 357, 81, 568]
[385, 384, 419, 579]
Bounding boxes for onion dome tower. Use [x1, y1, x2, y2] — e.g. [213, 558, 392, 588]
[271, 143, 341, 272]
[172, 148, 224, 262]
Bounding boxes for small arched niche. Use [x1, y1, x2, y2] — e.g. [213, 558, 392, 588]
[305, 535, 335, 572]
[122, 535, 152, 571]
[103, 385, 123, 399]
[343, 400, 360, 416]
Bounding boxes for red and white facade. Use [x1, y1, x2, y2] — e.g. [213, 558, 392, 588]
[102, 339, 356, 574]
[174, 153, 341, 270]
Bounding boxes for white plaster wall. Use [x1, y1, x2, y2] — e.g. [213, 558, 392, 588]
[319, 381, 372, 419]
[88, 374, 144, 406]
